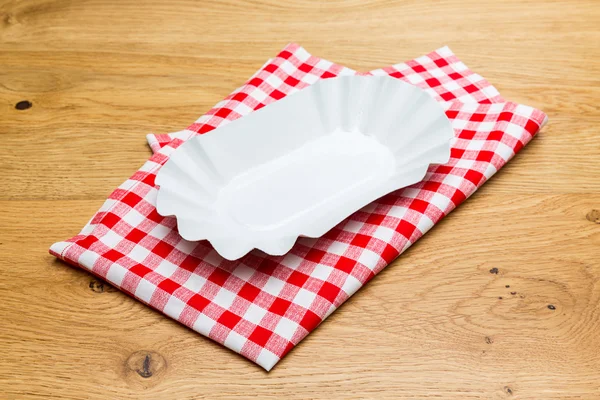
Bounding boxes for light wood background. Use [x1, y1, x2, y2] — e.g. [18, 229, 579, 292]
[1, 0, 599, 399]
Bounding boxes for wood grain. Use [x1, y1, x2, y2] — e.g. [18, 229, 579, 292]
[1, 0, 599, 399]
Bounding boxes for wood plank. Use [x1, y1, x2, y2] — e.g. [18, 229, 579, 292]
[1, 0, 599, 398]
[1, 120, 599, 200]
[1, 194, 599, 399]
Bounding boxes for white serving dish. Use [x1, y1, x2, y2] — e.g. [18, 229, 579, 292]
[156, 76, 453, 260]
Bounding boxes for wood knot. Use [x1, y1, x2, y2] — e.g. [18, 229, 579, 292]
[586, 209, 600, 224]
[485, 336, 493, 344]
[2, 12, 17, 25]
[125, 351, 166, 380]
[89, 279, 116, 293]
[504, 386, 513, 396]
[548, 304, 556, 310]
[15, 100, 32, 110]
[489, 267, 499, 274]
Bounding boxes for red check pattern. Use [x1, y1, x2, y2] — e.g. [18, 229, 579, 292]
[51, 44, 547, 371]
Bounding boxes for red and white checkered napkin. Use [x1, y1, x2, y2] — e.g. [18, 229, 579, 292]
[51, 43, 547, 371]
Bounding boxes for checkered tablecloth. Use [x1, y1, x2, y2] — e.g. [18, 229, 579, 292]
[51, 44, 547, 371]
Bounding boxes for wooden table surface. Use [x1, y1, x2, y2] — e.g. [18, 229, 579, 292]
[1, 0, 599, 399]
